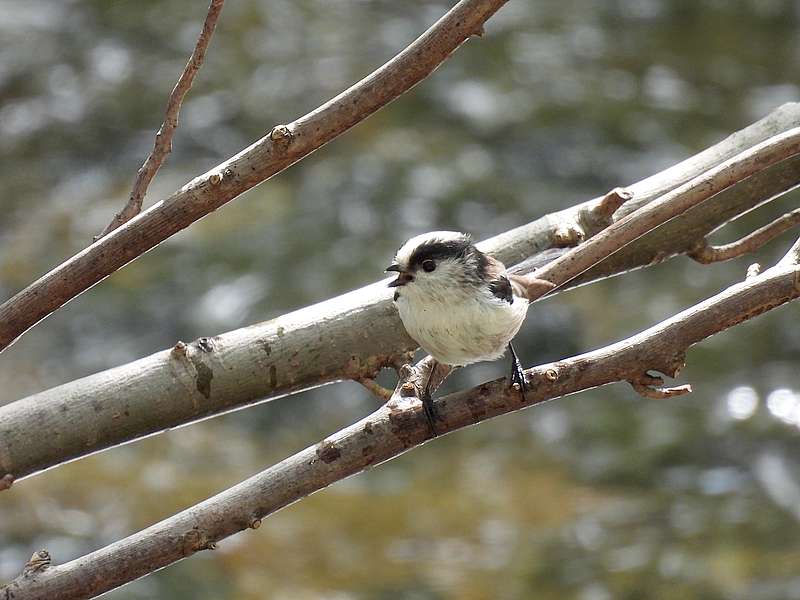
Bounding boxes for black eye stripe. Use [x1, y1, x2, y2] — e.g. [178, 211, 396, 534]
[408, 239, 471, 270]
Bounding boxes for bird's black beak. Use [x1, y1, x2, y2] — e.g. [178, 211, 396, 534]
[385, 263, 412, 287]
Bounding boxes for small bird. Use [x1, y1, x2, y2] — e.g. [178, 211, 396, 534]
[386, 231, 554, 434]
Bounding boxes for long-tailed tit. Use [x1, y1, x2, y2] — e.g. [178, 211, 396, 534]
[386, 231, 554, 434]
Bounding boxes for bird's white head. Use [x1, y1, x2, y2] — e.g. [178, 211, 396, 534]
[386, 231, 488, 301]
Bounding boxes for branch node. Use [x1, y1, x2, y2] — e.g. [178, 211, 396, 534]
[551, 222, 585, 247]
[597, 186, 633, 219]
[0, 473, 14, 491]
[400, 381, 418, 398]
[471, 25, 486, 38]
[248, 517, 262, 530]
[544, 368, 559, 382]
[629, 376, 692, 400]
[22, 550, 51, 576]
[183, 528, 216, 554]
[687, 239, 712, 263]
[746, 263, 762, 279]
[208, 172, 222, 186]
[170, 340, 188, 358]
[270, 124, 293, 144]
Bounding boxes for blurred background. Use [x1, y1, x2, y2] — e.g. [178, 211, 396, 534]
[2, 1, 800, 598]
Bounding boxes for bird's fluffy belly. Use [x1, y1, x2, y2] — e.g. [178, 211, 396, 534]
[396, 294, 527, 366]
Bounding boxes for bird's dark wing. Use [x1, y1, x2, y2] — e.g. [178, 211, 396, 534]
[487, 254, 538, 303]
[488, 276, 514, 304]
[484, 256, 515, 304]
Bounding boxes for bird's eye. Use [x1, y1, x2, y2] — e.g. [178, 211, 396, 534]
[421, 259, 436, 273]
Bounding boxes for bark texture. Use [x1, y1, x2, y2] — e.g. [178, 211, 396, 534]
[3, 240, 798, 600]
[1, 105, 800, 485]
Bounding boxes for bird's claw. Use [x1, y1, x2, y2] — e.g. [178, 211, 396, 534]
[420, 388, 439, 437]
[507, 343, 528, 402]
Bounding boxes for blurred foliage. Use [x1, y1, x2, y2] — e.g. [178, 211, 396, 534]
[2, 1, 800, 598]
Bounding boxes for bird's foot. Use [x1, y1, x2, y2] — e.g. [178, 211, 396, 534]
[419, 387, 439, 437]
[507, 343, 528, 401]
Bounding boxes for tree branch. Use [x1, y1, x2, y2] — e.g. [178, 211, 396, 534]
[5, 242, 798, 600]
[357, 378, 394, 402]
[527, 126, 800, 300]
[0, 0, 509, 352]
[3, 107, 800, 486]
[778, 232, 800, 267]
[96, 0, 225, 239]
[688, 208, 800, 264]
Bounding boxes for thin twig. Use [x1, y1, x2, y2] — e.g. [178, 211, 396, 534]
[5, 250, 798, 600]
[357, 378, 393, 401]
[96, 0, 225, 239]
[689, 208, 800, 264]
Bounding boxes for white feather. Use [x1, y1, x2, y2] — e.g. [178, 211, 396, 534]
[392, 233, 528, 366]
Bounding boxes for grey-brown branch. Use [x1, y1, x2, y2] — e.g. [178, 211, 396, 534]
[96, 0, 226, 238]
[2, 105, 800, 486]
[4, 237, 798, 600]
[526, 127, 800, 300]
[0, 0, 509, 352]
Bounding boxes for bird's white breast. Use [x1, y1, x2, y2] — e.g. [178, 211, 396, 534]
[395, 284, 528, 366]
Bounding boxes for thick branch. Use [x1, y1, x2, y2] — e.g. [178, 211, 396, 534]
[97, 0, 225, 238]
[689, 208, 800, 264]
[3, 106, 800, 485]
[5, 250, 798, 600]
[0, 0, 509, 352]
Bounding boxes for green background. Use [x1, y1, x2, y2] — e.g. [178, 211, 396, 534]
[2, 1, 800, 598]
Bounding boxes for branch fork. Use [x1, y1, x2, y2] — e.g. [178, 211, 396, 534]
[97, 0, 226, 239]
[689, 208, 800, 264]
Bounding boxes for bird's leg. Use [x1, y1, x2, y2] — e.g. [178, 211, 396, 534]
[507, 342, 527, 401]
[420, 360, 440, 437]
